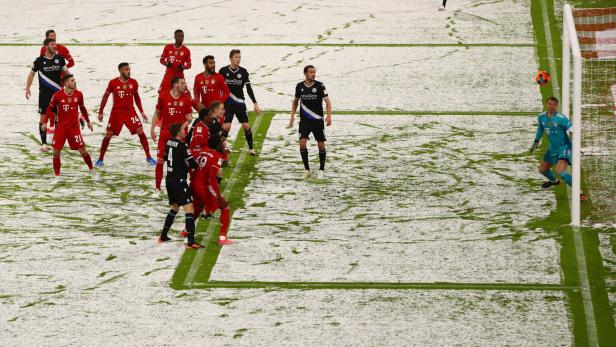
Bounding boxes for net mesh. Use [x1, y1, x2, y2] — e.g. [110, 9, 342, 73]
[573, 7, 616, 226]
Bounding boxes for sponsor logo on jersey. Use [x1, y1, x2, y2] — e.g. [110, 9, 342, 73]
[54, 59, 59, 63]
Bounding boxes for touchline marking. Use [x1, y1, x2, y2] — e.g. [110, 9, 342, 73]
[540, 0, 598, 345]
[0, 42, 536, 48]
[184, 115, 264, 286]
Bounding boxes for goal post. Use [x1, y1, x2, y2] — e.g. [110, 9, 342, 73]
[562, 3, 582, 226]
[563, 4, 616, 227]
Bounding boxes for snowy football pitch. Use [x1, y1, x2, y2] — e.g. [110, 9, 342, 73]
[1, 0, 615, 345]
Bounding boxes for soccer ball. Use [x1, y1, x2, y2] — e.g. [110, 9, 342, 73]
[535, 70, 551, 86]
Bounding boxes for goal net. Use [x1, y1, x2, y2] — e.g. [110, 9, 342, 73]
[563, 5, 616, 227]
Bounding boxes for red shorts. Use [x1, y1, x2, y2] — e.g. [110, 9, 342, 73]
[52, 125, 85, 150]
[190, 168, 208, 214]
[157, 130, 171, 159]
[204, 184, 221, 213]
[107, 111, 143, 136]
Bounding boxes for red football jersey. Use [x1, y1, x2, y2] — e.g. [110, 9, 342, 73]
[160, 44, 191, 79]
[104, 77, 143, 114]
[193, 72, 230, 109]
[202, 147, 222, 194]
[189, 119, 210, 155]
[46, 89, 89, 128]
[155, 91, 193, 133]
[40, 44, 74, 68]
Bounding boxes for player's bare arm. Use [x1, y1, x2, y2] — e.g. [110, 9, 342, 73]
[325, 96, 332, 126]
[289, 97, 299, 127]
[151, 110, 160, 142]
[25, 70, 35, 99]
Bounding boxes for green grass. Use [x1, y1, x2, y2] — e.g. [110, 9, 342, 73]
[0, 42, 536, 48]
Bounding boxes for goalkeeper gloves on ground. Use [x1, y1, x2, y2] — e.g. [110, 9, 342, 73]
[530, 140, 539, 153]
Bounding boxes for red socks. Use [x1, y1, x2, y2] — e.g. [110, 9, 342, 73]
[155, 161, 163, 189]
[220, 207, 230, 237]
[99, 136, 111, 161]
[138, 133, 151, 158]
[53, 155, 61, 176]
[82, 152, 93, 170]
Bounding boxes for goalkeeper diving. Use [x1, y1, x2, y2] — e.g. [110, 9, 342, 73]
[530, 96, 587, 200]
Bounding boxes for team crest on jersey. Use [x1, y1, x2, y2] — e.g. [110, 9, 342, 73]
[180, 52, 184, 56]
[212, 80, 215, 85]
[312, 88, 317, 92]
[237, 74, 241, 78]
[55, 59, 59, 63]
[129, 84, 133, 89]
[179, 101, 184, 106]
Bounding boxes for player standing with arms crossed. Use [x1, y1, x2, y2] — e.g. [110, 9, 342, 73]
[43, 74, 96, 181]
[289, 65, 332, 179]
[26, 38, 68, 152]
[219, 49, 261, 155]
[151, 77, 193, 193]
[96, 62, 155, 167]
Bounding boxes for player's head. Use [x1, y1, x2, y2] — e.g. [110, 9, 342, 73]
[229, 49, 241, 65]
[169, 123, 184, 139]
[546, 96, 559, 113]
[303, 65, 316, 81]
[208, 133, 224, 153]
[62, 74, 76, 89]
[118, 62, 130, 78]
[43, 38, 57, 54]
[208, 101, 224, 118]
[170, 76, 186, 93]
[203, 55, 215, 74]
[174, 29, 184, 45]
[198, 108, 209, 120]
[45, 30, 56, 40]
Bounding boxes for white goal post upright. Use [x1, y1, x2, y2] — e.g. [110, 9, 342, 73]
[562, 3, 582, 227]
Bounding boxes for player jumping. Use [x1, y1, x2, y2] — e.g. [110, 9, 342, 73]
[96, 62, 155, 167]
[43, 74, 96, 182]
[151, 77, 193, 192]
[219, 49, 261, 156]
[26, 38, 68, 153]
[289, 65, 332, 179]
[158, 123, 203, 249]
[158, 29, 191, 95]
[530, 96, 587, 200]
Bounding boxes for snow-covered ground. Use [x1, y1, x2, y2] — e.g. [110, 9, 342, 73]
[0, 0, 601, 345]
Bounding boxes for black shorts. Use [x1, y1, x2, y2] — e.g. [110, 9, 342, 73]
[299, 121, 326, 142]
[166, 177, 193, 206]
[38, 92, 54, 115]
[224, 102, 249, 124]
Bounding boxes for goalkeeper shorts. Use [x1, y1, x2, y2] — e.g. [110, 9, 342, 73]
[543, 146, 572, 165]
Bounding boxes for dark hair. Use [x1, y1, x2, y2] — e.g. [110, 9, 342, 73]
[43, 38, 56, 46]
[208, 133, 222, 149]
[208, 101, 223, 116]
[174, 29, 183, 35]
[547, 96, 559, 104]
[203, 55, 215, 65]
[62, 74, 74, 84]
[117, 62, 129, 70]
[198, 108, 209, 119]
[170, 76, 184, 88]
[169, 123, 182, 137]
[45, 30, 55, 38]
[229, 49, 241, 59]
[303, 65, 315, 74]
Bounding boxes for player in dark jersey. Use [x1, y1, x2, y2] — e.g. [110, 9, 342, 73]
[26, 38, 68, 153]
[289, 65, 332, 179]
[219, 49, 261, 155]
[159, 123, 203, 249]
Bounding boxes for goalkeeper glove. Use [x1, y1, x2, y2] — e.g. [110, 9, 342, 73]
[530, 140, 539, 153]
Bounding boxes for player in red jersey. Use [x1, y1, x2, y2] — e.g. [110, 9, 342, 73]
[150, 76, 193, 192]
[193, 55, 230, 163]
[193, 55, 230, 112]
[96, 62, 155, 167]
[158, 29, 191, 95]
[40, 30, 74, 68]
[43, 74, 96, 182]
[202, 134, 232, 245]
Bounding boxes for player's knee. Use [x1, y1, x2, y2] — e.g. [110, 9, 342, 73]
[244, 127, 252, 134]
[157, 158, 164, 165]
[136, 127, 144, 135]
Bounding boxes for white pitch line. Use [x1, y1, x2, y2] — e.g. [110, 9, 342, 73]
[540, 1, 599, 345]
[184, 115, 265, 286]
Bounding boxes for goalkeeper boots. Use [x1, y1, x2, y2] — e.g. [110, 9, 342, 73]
[541, 180, 560, 189]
